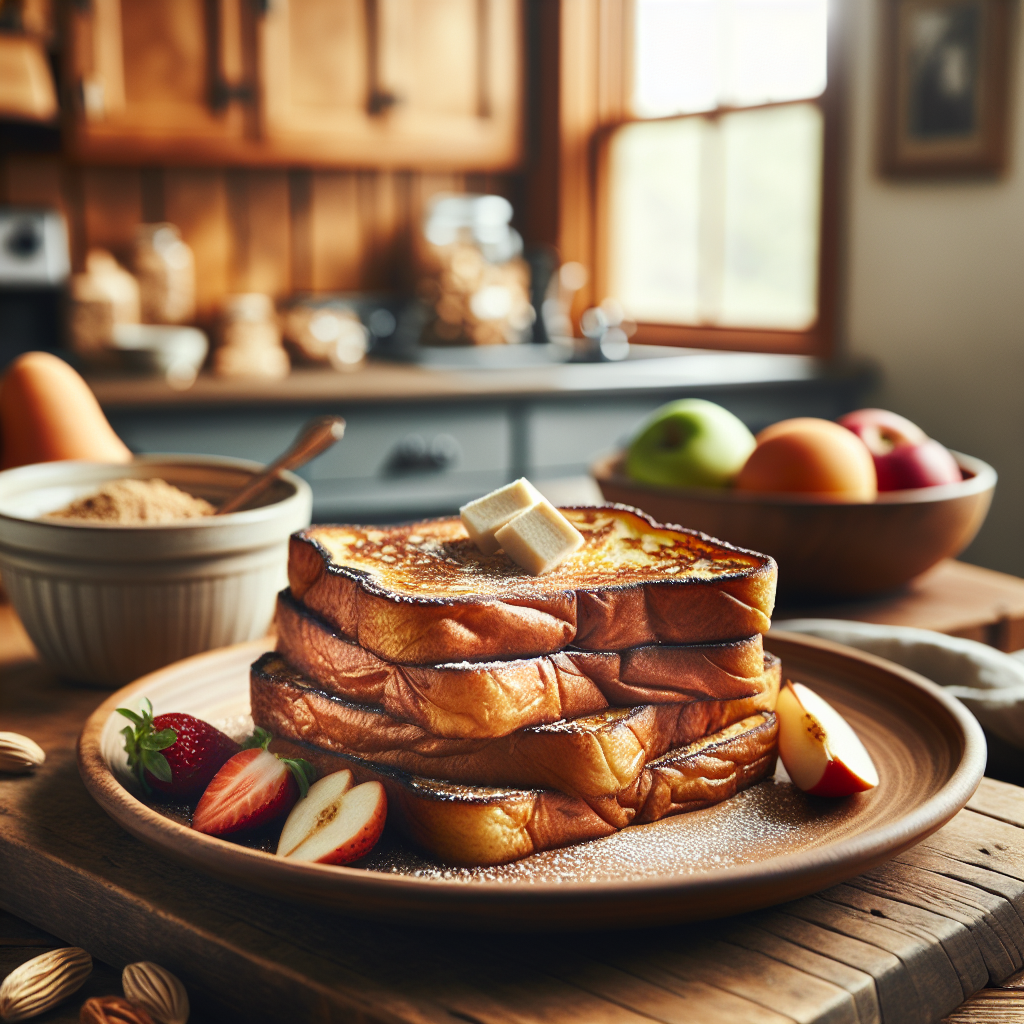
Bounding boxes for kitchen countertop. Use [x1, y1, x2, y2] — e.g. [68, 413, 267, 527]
[85, 349, 875, 410]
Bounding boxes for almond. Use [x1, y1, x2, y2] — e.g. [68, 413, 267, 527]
[121, 964, 188, 1024]
[0, 947, 92, 1022]
[80, 996, 154, 1024]
[0, 732, 45, 774]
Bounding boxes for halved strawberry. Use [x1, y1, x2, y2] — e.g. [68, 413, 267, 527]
[192, 728, 315, 837]
[118, 699, 240, 799]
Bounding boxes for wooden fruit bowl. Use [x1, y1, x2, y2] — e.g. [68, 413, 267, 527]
[592, 451, 997, 599]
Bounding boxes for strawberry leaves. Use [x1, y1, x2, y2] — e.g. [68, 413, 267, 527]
[240, 725, 274, 751]
[280, 757, 316, 800]
[241, 726, 315, 799]
[117, 698, 177, 795]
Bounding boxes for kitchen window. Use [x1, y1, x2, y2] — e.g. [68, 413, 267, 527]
[590, 0, 840, 355]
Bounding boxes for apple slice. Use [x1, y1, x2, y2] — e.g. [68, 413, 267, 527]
[776, 681, 879, 797]
[277, 769, 352, 857]
[277, 771, 387, 865]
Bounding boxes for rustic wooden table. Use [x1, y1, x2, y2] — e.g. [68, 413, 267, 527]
[4, 568, 1024, 1024]
[779, 559, 1024, 654]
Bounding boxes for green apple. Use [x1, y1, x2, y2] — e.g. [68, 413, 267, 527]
[625, 399, 756, 488]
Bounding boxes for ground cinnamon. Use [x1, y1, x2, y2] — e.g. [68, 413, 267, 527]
[48, 478, 215, 524]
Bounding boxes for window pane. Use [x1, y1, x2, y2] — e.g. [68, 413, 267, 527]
[721, 103, 823, 328]
[634, 1, 721, 116]
[605, 102, 822, 330]
[634, 0, 828, 117]
[606, 119, 703, 324]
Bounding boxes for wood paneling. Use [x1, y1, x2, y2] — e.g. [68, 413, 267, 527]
[0, 155, 502, 318]
[161, 169, 231, 320]
[358, 170, 404, 291]
[226, 169, 291, 298]
[79, 167, 143, 263]
[0, 154, 66, 210]
[287, 169, 314, 294]
[307, 172, 363, 293]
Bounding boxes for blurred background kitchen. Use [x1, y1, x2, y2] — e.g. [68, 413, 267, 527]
[0, 0, 1019, 575]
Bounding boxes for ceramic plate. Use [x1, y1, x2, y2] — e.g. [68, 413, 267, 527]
[77, 631, 985, 930]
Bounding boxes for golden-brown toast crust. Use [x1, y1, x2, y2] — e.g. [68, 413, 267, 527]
[288, 505, 777, 663]
[269, 711, 777, 867]
[636, 715, 780, 823]
[251, 651, 780, 827]
[276, 589, 767, 739]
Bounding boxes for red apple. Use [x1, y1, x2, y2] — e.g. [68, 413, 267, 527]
[838, 409, 962, 491]
[838, 408, 926, 450]
[277, 770, 387, 865]
[872, 438, 962, 491]
[776, 681, 878, 797]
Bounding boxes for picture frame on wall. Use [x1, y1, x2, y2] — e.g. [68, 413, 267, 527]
[881, 0, 1013, 176]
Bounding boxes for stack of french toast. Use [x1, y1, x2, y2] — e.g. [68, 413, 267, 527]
[250, 502, 781, 867]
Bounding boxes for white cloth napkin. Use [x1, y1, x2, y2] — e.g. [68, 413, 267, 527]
[774, 618, 1024, 750]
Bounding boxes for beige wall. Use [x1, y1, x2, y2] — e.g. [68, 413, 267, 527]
[843, 1, 1024, 575]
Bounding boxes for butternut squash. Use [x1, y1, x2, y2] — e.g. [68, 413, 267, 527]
[0, 352, 132, 470]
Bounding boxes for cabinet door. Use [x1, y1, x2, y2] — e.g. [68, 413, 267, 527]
[257, 0, 523, 169]
[67, 0, 253, 162]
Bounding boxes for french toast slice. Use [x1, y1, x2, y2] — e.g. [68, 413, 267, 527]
[276, 588, 767, 739]
[288, 505, 777, 664]
[269, 712, 778, 866]
[250, 651, 780, 828]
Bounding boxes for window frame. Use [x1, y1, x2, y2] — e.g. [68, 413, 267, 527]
[531, 0, 847, 358]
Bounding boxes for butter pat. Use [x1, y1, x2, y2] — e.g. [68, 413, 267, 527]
[494, 499, 584, 575]
[460, 478, 544, 554]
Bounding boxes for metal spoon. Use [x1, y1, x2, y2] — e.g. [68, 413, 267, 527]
[217, 415, 346, 515]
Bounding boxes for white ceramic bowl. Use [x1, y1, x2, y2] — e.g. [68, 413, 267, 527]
[0, 456, 312, 686]
[111, 323, 209, 388]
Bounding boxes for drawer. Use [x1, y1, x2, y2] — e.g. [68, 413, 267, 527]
[110, 404, 513, 522]
[527, 400, 658, 477]
[309, 405, 511, 520]
[308, 405, 511, 482]
[109, 409, 309, 465]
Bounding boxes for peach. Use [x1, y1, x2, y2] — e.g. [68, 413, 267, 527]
[735, 418, 877, 500]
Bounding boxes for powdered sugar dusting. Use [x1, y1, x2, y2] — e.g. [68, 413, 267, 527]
[359, 776, 865, 884]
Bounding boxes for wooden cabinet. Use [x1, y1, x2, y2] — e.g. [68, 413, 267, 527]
[258, 0, 521, 167]
[66, 0, 253, 159]
[65, 0, 523, 170]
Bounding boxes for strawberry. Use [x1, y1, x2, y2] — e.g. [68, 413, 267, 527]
[191, 727, 315, 837]
[117, 699, 240, 799]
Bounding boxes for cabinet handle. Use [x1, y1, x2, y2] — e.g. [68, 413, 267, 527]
[367, 0, 409, 116]
[385, 434, 462, 474]
[211, 81, 254, 109]
[209, 0, 253, 111]
[369, 89, 402, 114]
